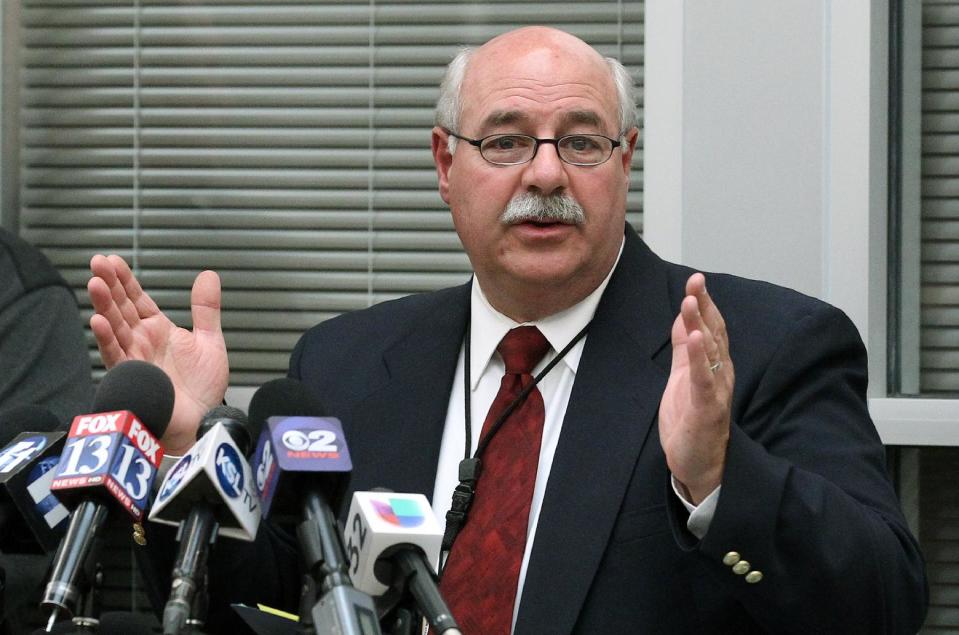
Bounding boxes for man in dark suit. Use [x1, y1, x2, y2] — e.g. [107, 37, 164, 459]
[88, 26, 927, 633]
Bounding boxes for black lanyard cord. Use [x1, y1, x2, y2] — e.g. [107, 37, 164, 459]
[442, 317, 590, 558]
[465, 320, 590, 461]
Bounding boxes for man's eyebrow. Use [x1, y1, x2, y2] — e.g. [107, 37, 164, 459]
[559, 110, 604, 128]
[481, 110, 529, 129]
[478, 109, 606, 132]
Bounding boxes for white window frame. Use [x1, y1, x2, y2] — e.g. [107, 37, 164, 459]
[643, 0, 959, 448]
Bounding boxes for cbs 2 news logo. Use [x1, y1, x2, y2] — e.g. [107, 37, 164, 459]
[57, 434, 154, 504]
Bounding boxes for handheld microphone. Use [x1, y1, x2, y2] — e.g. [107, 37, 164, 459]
[149, 405, 263, 635]
[248, 378, 380, 635]
[41, 360, 173, 628]
[0, 405, 70, 553]
[345, 492, 461, 635]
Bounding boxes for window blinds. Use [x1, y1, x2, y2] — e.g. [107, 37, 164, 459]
[18, 1, 645, 386]
[918, 5, 959, 633]
[921, 0, 959, 394]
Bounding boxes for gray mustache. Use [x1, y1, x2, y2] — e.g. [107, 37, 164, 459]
[499, 193, 586, 225]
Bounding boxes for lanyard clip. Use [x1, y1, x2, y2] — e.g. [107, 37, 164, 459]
[441, 458, 482, 552]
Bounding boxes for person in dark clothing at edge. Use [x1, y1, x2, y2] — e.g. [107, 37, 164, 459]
[1, 228, 93, 635]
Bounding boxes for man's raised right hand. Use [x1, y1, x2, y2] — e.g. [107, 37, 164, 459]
[87, 254, 229, 455]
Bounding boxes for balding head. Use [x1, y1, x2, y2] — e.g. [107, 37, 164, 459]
[435, 27, 637, 146]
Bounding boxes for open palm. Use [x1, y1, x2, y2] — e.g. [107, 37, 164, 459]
[88, 255, 229, 454]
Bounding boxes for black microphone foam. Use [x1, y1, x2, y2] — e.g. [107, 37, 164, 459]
[0, 404, 62, 445]
[92, 360, 174, 437]
[248, 377, 326, 432]
[197, 404, 253, 455]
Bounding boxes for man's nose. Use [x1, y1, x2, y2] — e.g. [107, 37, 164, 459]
[521, 140, 568, 194]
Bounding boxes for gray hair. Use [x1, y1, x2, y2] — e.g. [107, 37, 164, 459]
[434, 46, 638, 153]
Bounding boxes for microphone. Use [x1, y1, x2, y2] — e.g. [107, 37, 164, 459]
[248, 378, 350, 523]
[0, 405, 70, 553]
[248, 378, 381, 635]
[345, 492, 461, 635]
[40, 360, 173, 629]
[149, 404, 263, 635]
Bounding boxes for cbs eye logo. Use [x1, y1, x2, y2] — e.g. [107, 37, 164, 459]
[280, 428, 337, 453]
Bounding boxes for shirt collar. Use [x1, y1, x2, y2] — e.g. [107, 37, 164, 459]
[468, 237, 625, 390]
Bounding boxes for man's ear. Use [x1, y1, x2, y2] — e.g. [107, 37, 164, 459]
[619, 126, 640, 175]
[432, 126, 454, 204]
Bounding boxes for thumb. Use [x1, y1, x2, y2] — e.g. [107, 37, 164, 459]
[191, 270, 222, 334]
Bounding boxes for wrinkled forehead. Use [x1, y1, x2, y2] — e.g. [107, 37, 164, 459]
[460, 35, 619, 133]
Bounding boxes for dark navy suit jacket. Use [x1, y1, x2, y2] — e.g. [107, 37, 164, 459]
[148, 226, 927, 634]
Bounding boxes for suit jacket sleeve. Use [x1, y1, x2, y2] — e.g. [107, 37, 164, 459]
[667, 300, 927, 634]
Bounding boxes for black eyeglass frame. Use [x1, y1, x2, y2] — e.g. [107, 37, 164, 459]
[443, 129, 624, 166]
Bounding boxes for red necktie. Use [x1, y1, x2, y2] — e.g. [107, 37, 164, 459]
[440, 326, 551, 635]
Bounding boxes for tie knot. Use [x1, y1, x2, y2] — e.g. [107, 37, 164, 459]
[497, 326, 550, 375]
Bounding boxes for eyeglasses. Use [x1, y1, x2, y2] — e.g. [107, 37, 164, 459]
[444, 129, 622, 166]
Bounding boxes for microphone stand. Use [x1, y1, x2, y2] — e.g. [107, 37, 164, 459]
[296, 574, 318, 634]
[298, 492, 380, 635]
[378, 602, 417, 635]
[163, 506, 216, 635]
[68, 561, 103, 633]
[42, 501, 108, 632]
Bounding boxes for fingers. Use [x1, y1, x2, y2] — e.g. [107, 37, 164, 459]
[107, 255, 161, 320]
[87, 261, 138, 360]
[89, 254, 154, 325]
[682, 273, 729, 364]
[88, 253, 166, 367]
[191, 270, 222, 335]
[680, 295, 719, 380]
[89, 307, 128, 369]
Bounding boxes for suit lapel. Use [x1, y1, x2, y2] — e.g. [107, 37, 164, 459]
[346, 284, 471, 499]
[515, 231, 676, 635]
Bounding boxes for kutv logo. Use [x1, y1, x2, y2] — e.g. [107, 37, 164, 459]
[0, 435, 47, 474]
[280, 428, 340, 459]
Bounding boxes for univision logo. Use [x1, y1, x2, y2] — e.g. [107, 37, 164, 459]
[215, 443, 244, 499]
[371, 498, 426, 528]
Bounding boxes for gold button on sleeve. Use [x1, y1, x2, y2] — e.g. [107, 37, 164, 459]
[745, 571, 764, 584]
[732, 560, 751, 575]
[722, 551, 741, 566]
